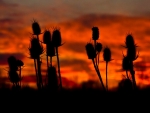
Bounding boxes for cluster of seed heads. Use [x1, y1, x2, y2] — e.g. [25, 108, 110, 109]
[7, 56, 24, 87]
[28, 20, 63, 90]
[121, 34, 139, 90]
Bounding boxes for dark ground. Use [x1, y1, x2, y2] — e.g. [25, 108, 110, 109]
[0, 87, 149, 111]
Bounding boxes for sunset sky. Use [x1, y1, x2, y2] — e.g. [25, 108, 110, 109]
[0, 0, 150, 89]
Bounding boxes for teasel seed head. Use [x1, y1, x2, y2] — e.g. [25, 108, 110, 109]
[96, 42, 102, 53]
[122, 56, 133, 71]
[52, 28, 62, 47]
[92, 27, 99, 40]
[29, 37, 43, 59]
[85, 43, 96, 59]
[7, 56, 18, 71]
[8, 70, 20, 83]
[103, 47, 111, 62]
[8, 56, 17, 66]
[43, 30, 51, 44]
[127, 45, 139, 61]
[125, 34, 135, 48]
[32, 20, 41, 35]
[16, 59, 24, 67]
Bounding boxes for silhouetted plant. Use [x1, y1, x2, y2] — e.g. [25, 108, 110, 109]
[103, 46, 112, 91]
[123, 34, 139, 90]
[29, 20, 44, 89]
[7, 56, 22, 89]
[52, 28, 63, 89]
[85, 27, 106, 91]
[42, 29, 56, 86]
[16, 59, 24, 87]
[122, 56, 130, 79]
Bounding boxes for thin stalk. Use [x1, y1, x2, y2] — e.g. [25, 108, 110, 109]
[56, 47, 62, 89]
[94, 40, 98, 67]
[126, 70, 129, 79]
[106, 61, 108, 91]
[34, 59, 39, 88]
[46, 44, 49, 82]
[97, 53, 100, 68]
[37, 35, 43, 89]
[19, 66, 21, 88]
[50, 56, 52, 67]
[92, 59, 106, 91]
[131, 69, 137, 90]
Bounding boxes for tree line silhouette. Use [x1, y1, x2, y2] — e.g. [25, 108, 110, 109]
[6, 20, 141, 93]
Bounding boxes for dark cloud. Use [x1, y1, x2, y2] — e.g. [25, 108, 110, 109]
[0, 18, 23, 27]
[0, 0, 18, 9]
[67, 14, 128, 28]
[0, 53, 25, 65]
[60, 58, 90, 71]
[0, 32, 8, 38]
[60, 58, 97, 76]
[63, 41, 86, 53]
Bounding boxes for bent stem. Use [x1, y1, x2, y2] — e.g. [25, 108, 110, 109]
[92, 59, 106, 91]
[56, 47, 62, 89]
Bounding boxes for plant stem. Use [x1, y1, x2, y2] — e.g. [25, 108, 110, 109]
[37, 35, 43, 89]
[92, 59, 106, 91]
[56, 47, 62, 89]
[50, 56, 52, 67]
[19, 66, 21, 88]
[106, 61, 108, 91]
[126, 70, 129, 79]
[94, 40, 98, 67]
[34, 59, 39, 88]
[46, 44, 49, 82]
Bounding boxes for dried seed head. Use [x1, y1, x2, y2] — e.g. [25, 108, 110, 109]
[127, 45, 138, 61]
[43, 30, 51, 44]
[30, 37, 40, 48]
[96, 42, 102, 52]
[52, 29, 62, 47]
[122, 56, 133, 71]
[125, 34, 135, 48]
[29, 37, 43, 59]
[8, 71, 20, 83]
[7, 56, 18, 71]
[47, 42, 56, 57]
[32, 20, 41, 35]
[16, 60, 24, 66]
[48, 66, 58, 90]
[103, 47, 111, 62]
[85, 43, 96, 59]
[8, 56, 17, 66]
[92, 27, 99, 40]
